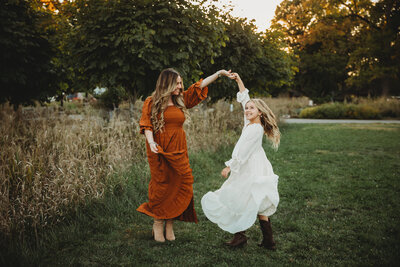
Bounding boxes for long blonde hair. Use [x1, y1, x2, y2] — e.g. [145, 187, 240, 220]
[250, 98, 281, 150]
[151, 68, 189, 133]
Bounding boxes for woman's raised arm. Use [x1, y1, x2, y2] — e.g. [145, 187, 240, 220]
[229, 73, 246, 92]
[230, 73, 250, 126]
[200, 69, 232, 89]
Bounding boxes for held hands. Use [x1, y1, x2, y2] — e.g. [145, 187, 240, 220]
[228, 72, 242, 83]
[216, 70, 242, 83]
[217, 69, 232, 77]
[221, 166, 231, 178]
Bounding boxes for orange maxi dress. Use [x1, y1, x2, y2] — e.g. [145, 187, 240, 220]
[137, 80, 208, 223]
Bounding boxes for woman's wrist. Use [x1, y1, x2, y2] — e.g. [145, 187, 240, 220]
[148, 141, 157, 145]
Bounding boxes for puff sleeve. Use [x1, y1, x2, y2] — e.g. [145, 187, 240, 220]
[183, 79, 208, 109]
[139, 97, 153, 134]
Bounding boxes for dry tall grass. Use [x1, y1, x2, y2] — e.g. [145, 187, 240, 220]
[0, 96, 308, 239]
[353, 97, 400, 118]
[0, 104, 145, 239]
[261, 96, 310, 118]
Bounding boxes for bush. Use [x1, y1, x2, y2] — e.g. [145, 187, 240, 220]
[299, 102, 382, 119]
[356, 97, 400, 118]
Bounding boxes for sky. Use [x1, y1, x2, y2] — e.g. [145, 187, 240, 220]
[214, 0, 284, 32]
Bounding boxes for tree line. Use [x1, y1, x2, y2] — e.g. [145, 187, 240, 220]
[273, 0, 400, 102]
[1, 0, 398, 108]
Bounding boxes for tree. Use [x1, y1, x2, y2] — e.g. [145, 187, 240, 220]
[273, 0, 357, 101]
[346, 0, 400, 96]
[203, 16, 295, 101]
[273, 0, 400, 101]
[63, 0, 226, 102]
[0, 0, 59, 108]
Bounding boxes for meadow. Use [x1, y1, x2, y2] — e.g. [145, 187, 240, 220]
[1, 98, 400, 266]
[0, 97, 307, 240]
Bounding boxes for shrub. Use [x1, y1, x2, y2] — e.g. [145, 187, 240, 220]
[299, 102, 381, 119]
[356, 97, 400, 118]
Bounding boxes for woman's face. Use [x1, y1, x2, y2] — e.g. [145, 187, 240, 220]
[245, 101, 261, 121]
[171, 76, 182, 96]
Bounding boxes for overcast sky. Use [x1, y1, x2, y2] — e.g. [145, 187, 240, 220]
[213, 0, 284, 32]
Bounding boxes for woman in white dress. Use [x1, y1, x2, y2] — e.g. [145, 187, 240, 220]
[201, 73, 280, 249]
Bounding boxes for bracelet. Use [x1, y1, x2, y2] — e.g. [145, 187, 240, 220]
[149, 141, 157, 146]
[217, 71, 221, 78]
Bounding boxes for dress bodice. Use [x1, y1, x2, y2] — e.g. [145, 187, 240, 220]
[163, 106, 185, 130]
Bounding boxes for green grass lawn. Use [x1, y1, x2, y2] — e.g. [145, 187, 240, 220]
[3, 124, 400, 266]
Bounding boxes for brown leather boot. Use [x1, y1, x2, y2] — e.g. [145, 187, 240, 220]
[258, 219, 276, 250]
[225, 231, 247, 248]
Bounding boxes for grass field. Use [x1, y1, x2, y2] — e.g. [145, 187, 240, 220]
[2, 123, 400, 266]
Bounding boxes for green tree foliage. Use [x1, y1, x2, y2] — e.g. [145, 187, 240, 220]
[273, 0, 400, 102]
[0, 0, 296, 107]
[346, 0, 400, 96]
[205, 17, 295, 100]
[64, 0, 226, 101]
[0, 0, 59, 107]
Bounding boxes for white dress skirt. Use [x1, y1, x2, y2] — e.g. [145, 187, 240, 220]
[201, 89, 279, 234]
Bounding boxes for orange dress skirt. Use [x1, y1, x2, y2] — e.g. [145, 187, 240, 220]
[137, 80, 208, 223]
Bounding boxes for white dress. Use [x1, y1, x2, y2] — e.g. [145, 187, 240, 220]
[201, 89, 279, 234]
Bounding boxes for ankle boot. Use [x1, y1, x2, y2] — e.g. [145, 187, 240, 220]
[225, 231, 247, 248]
[165, 219, 175, 241]
[152, 219, 165, 242]
[258, 219, 276, 250]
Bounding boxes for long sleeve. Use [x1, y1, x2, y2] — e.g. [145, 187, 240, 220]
[236, 89, 250, 126]
[225, 124, 263, 173]
[183, 79, 208, 109]
[139, 97, 153, 134]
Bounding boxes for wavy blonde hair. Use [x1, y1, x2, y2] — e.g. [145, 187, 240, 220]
[249, 98, 281, 150]
[151, 68, 189, 133]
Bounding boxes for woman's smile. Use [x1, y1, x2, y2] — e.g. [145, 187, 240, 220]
[172, 76, 183, 95]
[245, 101, 260, 121]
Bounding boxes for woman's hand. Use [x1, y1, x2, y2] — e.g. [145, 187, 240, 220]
[218, 69, 232, 77]
[149, 142, 159, 153]
[145, 130, 158, 153]
[200, 69, 231, 88]
[229, 72, 242, 83]
[221, 166, 231, 178]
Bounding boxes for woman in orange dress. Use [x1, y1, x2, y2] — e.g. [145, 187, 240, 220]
[138, 68, 232, 242]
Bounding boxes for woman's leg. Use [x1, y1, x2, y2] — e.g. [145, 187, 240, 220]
[153, 219, 165, 242]
[258, 214, 276, 250]
[165, 219, 175, 241]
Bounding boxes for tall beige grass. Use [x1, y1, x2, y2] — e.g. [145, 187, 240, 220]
[0, 96, 307, 238]
[352, 97, 400, 118]
[0, 103, 144, 238]
[261, 96, 310, 118]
